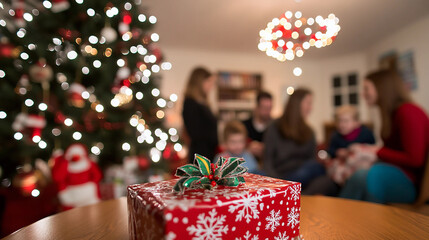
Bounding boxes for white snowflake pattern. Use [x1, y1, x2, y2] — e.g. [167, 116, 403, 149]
[286, 185, 301, 201]
[166, 231, 177, 240]
[256, 188, 277, 198]
[235, 230, 259, 240]
[187, 209, 229, 240]
[165, 198, 198, 212]
[228, 193, 261, 223]
[274, 231, 289, 240]
[287, 207, 300, 229]
[265, 209, 282, 232]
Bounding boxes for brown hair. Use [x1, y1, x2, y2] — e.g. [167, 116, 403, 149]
[223, 120, 247, 141]
[365, 69, 412, 138]
[335, 105, 359, 121]
[256, 91, 272, 106]
[184, 67, 212, 104]
[277, 88, 314, 144]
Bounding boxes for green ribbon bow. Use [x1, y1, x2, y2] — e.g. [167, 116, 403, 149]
[173, 154, 247, 193]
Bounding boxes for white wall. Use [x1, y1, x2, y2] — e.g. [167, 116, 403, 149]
[160, 15, 429, 145]
[160, 47, 369, 143]
[366, 13, 429, 113]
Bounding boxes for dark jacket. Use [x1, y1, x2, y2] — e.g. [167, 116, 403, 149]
[327, 125, 376, 158]
[182, 97, 218, 163]
[243, 117, 265, 142]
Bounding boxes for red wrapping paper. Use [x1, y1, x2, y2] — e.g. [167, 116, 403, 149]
[127, 173, 301, 240]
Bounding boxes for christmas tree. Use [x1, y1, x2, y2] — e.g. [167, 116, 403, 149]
[0, 0, 181, 183]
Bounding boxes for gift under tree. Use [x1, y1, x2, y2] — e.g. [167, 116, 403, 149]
[0, 0, 180, 208]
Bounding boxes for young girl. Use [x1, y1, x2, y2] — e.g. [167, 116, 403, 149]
[340, 70, 429, 203]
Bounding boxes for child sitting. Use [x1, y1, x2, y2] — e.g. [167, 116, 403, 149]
[327, 105, 376, 184]
[215, 120, 261, 174]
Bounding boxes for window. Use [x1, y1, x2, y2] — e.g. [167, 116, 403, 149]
[332, 73, 359, 107]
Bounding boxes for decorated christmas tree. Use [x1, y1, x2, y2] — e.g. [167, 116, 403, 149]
[0, 1, 181, 188]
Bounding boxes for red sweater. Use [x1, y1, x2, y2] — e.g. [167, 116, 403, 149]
[377, 103, 429, 183]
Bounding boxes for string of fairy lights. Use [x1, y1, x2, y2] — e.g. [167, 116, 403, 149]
[0, 0, 182, 163]
[258, 10, 341, 96]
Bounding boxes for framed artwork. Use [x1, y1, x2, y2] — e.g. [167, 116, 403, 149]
[378, 50, 418, 91]
[397, 51, 418, 91]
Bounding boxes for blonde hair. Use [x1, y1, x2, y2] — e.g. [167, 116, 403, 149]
[335, 105, 359, 121]
[223, 120, 247, 141]
[184, 67, 212, 104]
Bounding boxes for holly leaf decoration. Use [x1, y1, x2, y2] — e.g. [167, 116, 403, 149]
[195, 154, 212, 176]
[173, 154, 248, 193]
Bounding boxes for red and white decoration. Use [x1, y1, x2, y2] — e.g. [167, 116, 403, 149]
[52, 144, 102, 210]
[258, 11, 341, 61]
[29, 59, 53, 83]
[12, 113, 46, 140]
[127, 174, 301, 240]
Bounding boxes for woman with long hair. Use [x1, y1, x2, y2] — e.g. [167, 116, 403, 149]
[263, 88, 325, 187]
[340, 69, 429, 203]
[182, 67, 218, 163]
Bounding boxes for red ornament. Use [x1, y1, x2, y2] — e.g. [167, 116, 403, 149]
[123, 14, 132, 25]
[138, 156, 150, 170]
[0, 43, 15, 58]
[12, 0, 25, 27]
[59, 28, 79, 41]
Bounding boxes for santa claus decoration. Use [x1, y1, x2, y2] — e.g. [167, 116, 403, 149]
[51, 144, 102, 210]
[12, 113, 46, 141]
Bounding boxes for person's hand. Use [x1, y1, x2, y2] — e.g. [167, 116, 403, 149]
[360, 144, 380, 154]
[335, 148, 349, 160]
[248, 141, 264, 158]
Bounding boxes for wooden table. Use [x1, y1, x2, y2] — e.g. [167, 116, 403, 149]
[3, 196, 429, 240]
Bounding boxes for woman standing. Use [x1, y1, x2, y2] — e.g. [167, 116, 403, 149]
[263, 88, 324, 188]
[340, 69, 429, 203]
[182, 67, 218, 163]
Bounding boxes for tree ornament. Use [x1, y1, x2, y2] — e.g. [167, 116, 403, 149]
[149, 44, 163, 63]
[58, 28, 79, 41]
[118, 22, 129, 35]
[101, 26, 117, 43]
[0, 42, 16, 58]
[51, 0, 70, 13]
[51, 144, 103, 210]
[111, 67, 131, 93]
[29, 59, 53, 84]
[15, 74, 31, 95]
[12, 0, 25, 28]
[12, 113, 46, 141]
[173, 154, 247, 193]
[122, 13, 132, 25]
[68, 83, 86, 108]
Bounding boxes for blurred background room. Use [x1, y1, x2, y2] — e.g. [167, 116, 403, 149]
[1, 0, 429, 237]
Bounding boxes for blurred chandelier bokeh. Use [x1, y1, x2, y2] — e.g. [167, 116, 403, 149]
[258, 11, 341, 61]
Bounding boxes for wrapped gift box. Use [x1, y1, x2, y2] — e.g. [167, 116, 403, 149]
[127, 173, 301, 240]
